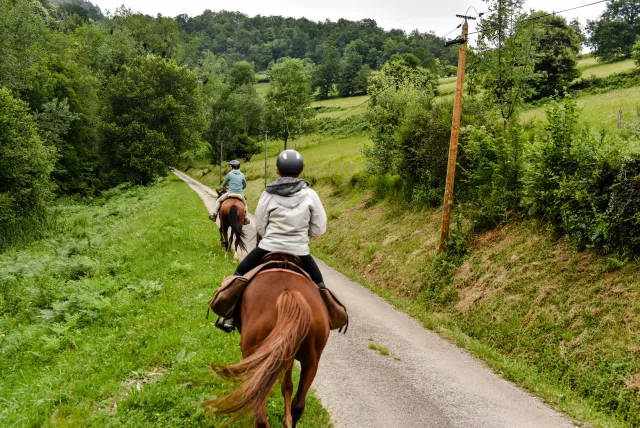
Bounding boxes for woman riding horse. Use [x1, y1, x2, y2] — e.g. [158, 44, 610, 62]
[208, 150, 333, 427]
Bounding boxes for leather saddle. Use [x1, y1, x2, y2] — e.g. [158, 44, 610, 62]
[207, 252, 349, 333]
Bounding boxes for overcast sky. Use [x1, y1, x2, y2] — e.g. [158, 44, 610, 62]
[91, 0, 607, 40]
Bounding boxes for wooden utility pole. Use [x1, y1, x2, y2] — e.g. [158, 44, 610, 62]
[439, 18, 471, 253]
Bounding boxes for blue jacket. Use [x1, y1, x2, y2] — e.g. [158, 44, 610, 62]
[222, 169, 247, 195]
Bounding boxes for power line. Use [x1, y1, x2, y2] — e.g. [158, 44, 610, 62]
[467, 0, 609, 36]
[443, 23, 463, 39]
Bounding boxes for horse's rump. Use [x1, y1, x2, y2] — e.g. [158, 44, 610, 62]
[208, 271, 329, 421]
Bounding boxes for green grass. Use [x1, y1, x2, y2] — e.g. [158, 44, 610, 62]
[311, 95, 370, 118]
[438, 79, 458, 95]
[0, 176, 331, 427]
[580, 59, 636, 79]
[521, 85, 640, 129]
[256, 82, 270, 97]
[367, 341, 390, 356]
[185, 134, 369, 206]
[578, 57, 599, 70]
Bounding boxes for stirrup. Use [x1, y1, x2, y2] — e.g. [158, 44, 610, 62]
[215, 317, 236, 333]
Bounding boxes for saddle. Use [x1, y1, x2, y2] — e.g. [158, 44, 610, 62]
[207, 252, 349, 333]
[226, 193, 245, 202]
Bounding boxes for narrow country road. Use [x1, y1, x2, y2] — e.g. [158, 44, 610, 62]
[174, 170, 575, 428]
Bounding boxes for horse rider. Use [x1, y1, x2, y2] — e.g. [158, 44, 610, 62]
[217, 149, 328, 332]
[210, 160, 250, 225]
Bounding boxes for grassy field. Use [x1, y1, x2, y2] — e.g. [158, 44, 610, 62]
[578, 56, 599, 70]
[311, 95, 370, 119]
[0, 176, 331, 427]
[521, 85, 640, 129]
[256, 82, 270, 96]
[580, 59, 636, 78]
[186, 134, 369, 206]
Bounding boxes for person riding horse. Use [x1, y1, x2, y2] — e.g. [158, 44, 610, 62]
[210, 160, 250, 226]
[216, 149, 328, 332]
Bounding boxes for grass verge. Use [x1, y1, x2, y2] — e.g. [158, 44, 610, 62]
[0, 175, 331, 427]
[311, 185, 639, 427]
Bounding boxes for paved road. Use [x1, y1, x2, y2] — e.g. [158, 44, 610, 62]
[174, 170, 575, 428]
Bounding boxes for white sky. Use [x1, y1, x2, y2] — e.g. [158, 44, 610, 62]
[92, 0, 607, 40]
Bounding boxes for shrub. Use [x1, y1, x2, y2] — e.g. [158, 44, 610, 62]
[604, 154, 640, 253]
[0, 88, 56, 248]
[460, 124, 525, 230]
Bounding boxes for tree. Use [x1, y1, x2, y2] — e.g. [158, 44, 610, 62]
[100, 56, 205, 185]
[338, 42, 365, 97]
[587, 0, 640, 61]
[633, 37, 640, 65]
[228, 60, 256, 89]
[24, 36, 101, 191]
[0, 0, 47, 92]
[199, 55, 261, 166]
[529, 13, 581, 99]
[364, 57, 438, 179]
[0, 88, 55, 237]
[264, 58, 313, 149]
[476, 0, 536, 127]
[312, 42, 340, 99]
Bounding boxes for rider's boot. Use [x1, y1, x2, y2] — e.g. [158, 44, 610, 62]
[209, 211, 217, 222]
[316, 281, 327, 289]
[215, 316, 236, 333]
[244, 217, 250, 225]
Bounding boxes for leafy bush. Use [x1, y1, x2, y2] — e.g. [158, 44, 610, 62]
[460, 124, 525, 230]
[604, 155, 640, 253]
[571, 67, 640, 93]
[0, 88, 56, 248]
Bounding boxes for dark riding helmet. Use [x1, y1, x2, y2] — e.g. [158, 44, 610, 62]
[276, 150, 304, 176]
[228, 160, 241, 169]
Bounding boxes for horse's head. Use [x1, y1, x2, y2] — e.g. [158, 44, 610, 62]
[215, 188, 227, 198]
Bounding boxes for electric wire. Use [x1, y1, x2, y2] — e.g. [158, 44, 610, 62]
[467, 0, 609, 36]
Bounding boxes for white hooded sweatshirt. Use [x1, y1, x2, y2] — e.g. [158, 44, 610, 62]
[255, 177, 327, 256]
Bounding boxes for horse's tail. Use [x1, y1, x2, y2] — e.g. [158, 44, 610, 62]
[229, 205, 247, 252]
[208, 290, 311, 416]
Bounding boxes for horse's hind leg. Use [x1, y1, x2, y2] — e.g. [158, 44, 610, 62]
[281, 360, 295, 428]
[292, 359, 319, 428]
[255, 404, 270, 428]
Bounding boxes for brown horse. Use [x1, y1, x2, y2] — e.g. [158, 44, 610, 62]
[217, 190, 247, 257]
[207, 269, 330, 428]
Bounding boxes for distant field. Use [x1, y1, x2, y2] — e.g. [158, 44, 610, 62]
[438, 80, 457, 95]
[256, 82, 270, 96]
[577, 56, 598, 69]
[187, 134, 369, 205]
[311, 95, 370, 118]
[521, 85, 640, 129]
[580, 59, 635, 78]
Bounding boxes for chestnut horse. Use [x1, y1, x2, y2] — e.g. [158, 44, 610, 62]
[208, 269, 330, 428]
[217, 190, 247, 257]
